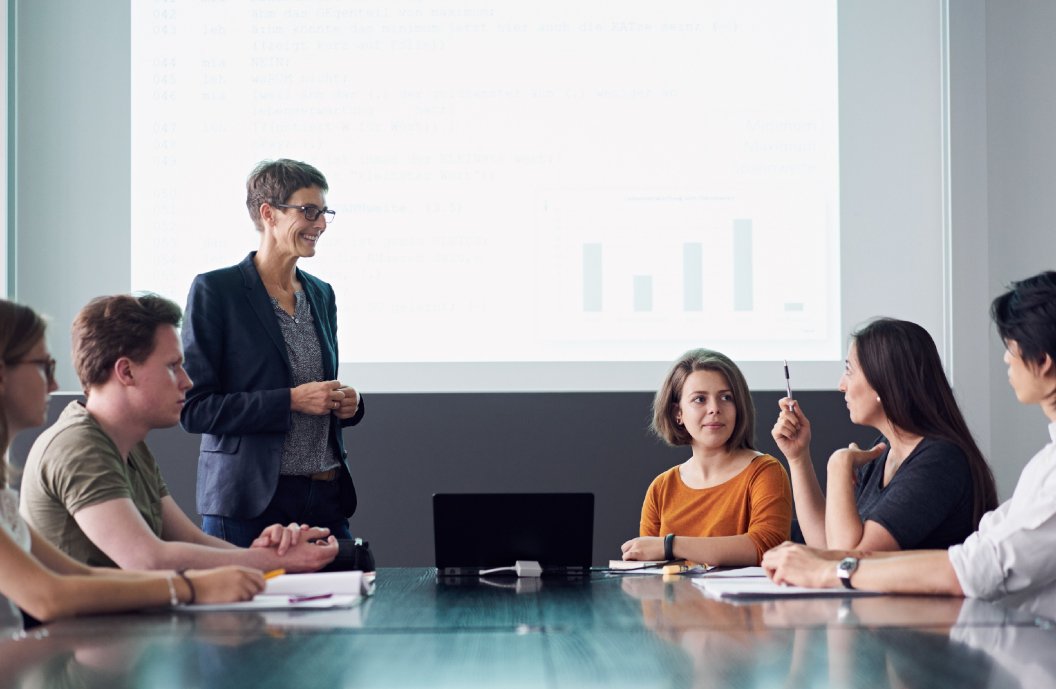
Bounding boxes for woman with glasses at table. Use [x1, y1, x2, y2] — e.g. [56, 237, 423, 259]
[180, 159, 365, 548]
[0, 299, 263, 635]
[621, 349, 793, 566]
[771, 318, 997, 553]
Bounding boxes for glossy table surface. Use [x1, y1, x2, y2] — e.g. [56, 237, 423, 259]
[2, 568, 1054, 689]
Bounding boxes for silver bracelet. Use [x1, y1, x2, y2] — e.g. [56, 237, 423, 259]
[165, 574, 180, 607]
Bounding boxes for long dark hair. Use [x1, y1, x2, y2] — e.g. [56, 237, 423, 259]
[852, 318, 997, 527]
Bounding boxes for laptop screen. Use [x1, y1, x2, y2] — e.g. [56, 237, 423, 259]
[433, 493, 594, 575]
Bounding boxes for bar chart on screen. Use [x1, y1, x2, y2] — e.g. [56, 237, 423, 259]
[534, 186, 836, 362]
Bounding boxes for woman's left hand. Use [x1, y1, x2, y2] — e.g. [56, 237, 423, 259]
[828, 442, 887, 471]
[333, 385, 360, 419]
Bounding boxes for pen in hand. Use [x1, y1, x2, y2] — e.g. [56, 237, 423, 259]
[783, 360, 796, 412]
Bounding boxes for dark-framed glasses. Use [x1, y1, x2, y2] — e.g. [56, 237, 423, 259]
[273, 203, 336, 224]
[12, 356, 57, 382]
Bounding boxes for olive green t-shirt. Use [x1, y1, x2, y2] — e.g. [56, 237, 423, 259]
[19, 401, 169, 568]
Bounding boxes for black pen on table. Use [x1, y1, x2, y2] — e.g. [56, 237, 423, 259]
[783, 360, 795, 412]
[289, 593, 333, 603]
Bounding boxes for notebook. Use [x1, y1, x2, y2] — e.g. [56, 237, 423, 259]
[433, 493, 594, 576]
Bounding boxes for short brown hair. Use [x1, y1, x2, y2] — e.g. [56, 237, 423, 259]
[72, 294, 182, 393]
[0, 299, 48, 486]
[246, 159, 329, 231]
[651, 348, 756, 450]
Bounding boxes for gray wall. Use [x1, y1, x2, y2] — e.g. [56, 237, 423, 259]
[981, 2, 1056, 494]
[8, 0, 130, 370]
[10, 391, 870, 566]
[946, 1, 1056, 498]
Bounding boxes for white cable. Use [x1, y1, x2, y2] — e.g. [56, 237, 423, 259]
[478, 560, 543, 577]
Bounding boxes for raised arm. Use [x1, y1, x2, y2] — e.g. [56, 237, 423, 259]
[771, 397, 827, 547]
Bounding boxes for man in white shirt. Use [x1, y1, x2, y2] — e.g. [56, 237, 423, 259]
[762, 271, 1056, 603]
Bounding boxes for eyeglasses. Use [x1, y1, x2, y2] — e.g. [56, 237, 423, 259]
[273, 203, 336, 224]
[11, 356, 57, 382]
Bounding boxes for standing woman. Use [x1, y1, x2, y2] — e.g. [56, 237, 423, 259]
[182, 159, 364, 546]
[771, 318, 997, 552]
[0, 300, 262, 635]
[621, 349, 792, 566]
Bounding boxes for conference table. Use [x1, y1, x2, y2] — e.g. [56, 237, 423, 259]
[1, 568, 1053, 688]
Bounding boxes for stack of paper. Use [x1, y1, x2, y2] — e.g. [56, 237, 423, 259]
[692, 570, 881, 599]
[608, 559, 668, 573]
[179, 571, 373, 611]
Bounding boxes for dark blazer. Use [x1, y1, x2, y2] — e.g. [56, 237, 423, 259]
[181, 252, 365, 519]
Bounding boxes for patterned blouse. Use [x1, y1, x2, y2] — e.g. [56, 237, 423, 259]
[272, 291, 341, 476]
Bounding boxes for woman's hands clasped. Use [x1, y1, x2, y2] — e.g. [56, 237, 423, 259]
[291, 380, 360, 419]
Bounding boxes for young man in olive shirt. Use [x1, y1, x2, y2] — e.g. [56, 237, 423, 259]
[20, 294, 338, 573]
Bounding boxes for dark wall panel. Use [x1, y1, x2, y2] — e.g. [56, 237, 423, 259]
[11, 391, 871, 566]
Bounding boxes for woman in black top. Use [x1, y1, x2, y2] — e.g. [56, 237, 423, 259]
[771, 318, 997, 552]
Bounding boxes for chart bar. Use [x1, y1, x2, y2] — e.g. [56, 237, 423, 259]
[683, 242, 703, 311]
[583, 243, 602, 312]
[633, 275, 653, 312]
[733, 219, 753, 311]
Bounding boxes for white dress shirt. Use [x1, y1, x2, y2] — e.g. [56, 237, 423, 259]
[948, 421, 1056, 609]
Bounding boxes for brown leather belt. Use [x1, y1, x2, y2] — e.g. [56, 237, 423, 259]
[309, 468, 339, 481]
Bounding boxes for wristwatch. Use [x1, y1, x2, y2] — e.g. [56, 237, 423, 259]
[837, 557, 859, 590]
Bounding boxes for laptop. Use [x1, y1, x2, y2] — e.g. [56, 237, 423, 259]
[433, 493, 594, 576]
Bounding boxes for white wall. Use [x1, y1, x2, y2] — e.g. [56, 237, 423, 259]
[981, 1, 1056, 496]
[948, 0, 1056, 500]
[9, 0, 130, 383]
[948, 1, 994, 487]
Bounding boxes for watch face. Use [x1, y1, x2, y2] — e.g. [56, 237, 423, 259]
[837, 557, 859, 589]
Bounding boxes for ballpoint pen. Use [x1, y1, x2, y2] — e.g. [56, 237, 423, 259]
[289, 593, 333, 603]
[783, 360, 796, 412]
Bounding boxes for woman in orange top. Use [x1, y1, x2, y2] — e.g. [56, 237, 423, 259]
[621, 349, 792, 566]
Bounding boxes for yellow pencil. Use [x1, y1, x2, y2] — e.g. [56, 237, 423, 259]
[263, 568, 286, 580]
